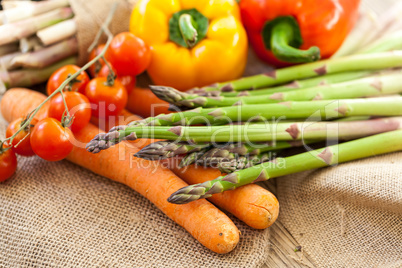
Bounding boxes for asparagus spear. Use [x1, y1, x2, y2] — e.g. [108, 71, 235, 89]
[193, 51, 402, 93]
[0, 42, 18, 56]
[179, 148, 211, 168]
[10, 37, 78, 69]
[37, 18, 77, 46]
[192, 70, 373, 97]
[134, 141, 211, 160]
[0, 56, 77, 89]
[151, 73, 402, 108]
[19, 36, 42, 53]
[167, 129, 402, 204]
[0, 51, 22, 70]
[122, 98, 402, 127]
[179, 141, 310, 170]
[2, 0, 69, 24]
[198, 141, 303, 158]
[136, 139, 308, 161]
[208, 152, 276, 173]
[174, 118, 365, 165]
[0, 7, 73, 46]
[220, 70, 388, 97]
[196, 149, 275, 168]
[86, 117, 402, 152]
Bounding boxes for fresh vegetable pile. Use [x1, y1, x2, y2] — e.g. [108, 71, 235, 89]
[1, 0, 402, 256]
[87, 51, 402, 203]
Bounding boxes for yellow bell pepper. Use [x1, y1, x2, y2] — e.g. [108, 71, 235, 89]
[130, 0, 248, 91]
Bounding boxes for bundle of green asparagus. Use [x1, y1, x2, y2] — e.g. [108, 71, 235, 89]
[86, 49, 402, 205]
[0, 0, 78, 92]
[150, 52, 402, 108]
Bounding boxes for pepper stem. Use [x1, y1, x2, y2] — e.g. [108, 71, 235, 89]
[179, 14, 198, 48]
[263, 16, 321, 63]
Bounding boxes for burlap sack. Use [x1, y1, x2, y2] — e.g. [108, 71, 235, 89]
[68, 0, 135, 65]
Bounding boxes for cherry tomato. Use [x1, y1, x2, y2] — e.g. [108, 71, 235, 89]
[0, 144, 18, 182]
[85, 77, 128, 118]
[48, 92, 91, 133]
[30, 118, 74, 162]
[47, 65, 90, 96]
[105, 32, 151, 76]
[6, 117, 38, 156]
[98, 64, 136, 95]
[88, 44, 106, 77]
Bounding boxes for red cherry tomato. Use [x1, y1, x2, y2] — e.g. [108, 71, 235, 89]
[6, 117, 38, 156]
[48, 92, 91, 133]
[47, 65, 90, 95]
[98, 64, 136, 95]
[30, 118, 74, 162]
[85, 77, 128, 118]
[0, 144, 18, 182]
[105, 32, 151, 76]
[88, 44, 106, 77]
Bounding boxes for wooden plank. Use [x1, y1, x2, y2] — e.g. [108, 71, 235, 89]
[262, 221, 316, 268]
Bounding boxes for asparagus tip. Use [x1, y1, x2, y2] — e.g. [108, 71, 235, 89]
[149, 85, 187, 103]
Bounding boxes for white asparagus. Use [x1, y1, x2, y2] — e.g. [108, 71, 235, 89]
[0, 7, 73, 46]
[332, 1, 402, 58]
[0, 56, 77, 89]
[37, 18, 77, 46]
[10, 37, 78, 69]
[1, 1, 34, 10]
[2, 0, 70, 24]
[0, 42, 19, 56]
[0, 65, 7, 95]
[19, 35, 43, 53]
[0, 51, 22, 70]
[359, 1, 402, 48]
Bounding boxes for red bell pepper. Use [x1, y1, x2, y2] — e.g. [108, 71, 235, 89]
[240, 0, 361, 66]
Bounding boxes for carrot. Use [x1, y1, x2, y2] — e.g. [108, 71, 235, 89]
[1, 88, 49, 122]
[90, 109, 160, 149]
[169, 160, 279, 230]
[1, 88, 240, 254]
[126, 87, 171, 118]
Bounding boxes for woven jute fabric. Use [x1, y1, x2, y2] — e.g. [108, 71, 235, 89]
[0, 116, 271, 267]
[275, 153, 402, 268]
[69, 0, 135, 65]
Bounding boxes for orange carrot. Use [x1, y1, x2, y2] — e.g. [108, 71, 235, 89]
[169, 160, 279, 229]
[1, 88, 49, 122]
[126, 87, 171, 118]
[1, 88, 240, 254]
